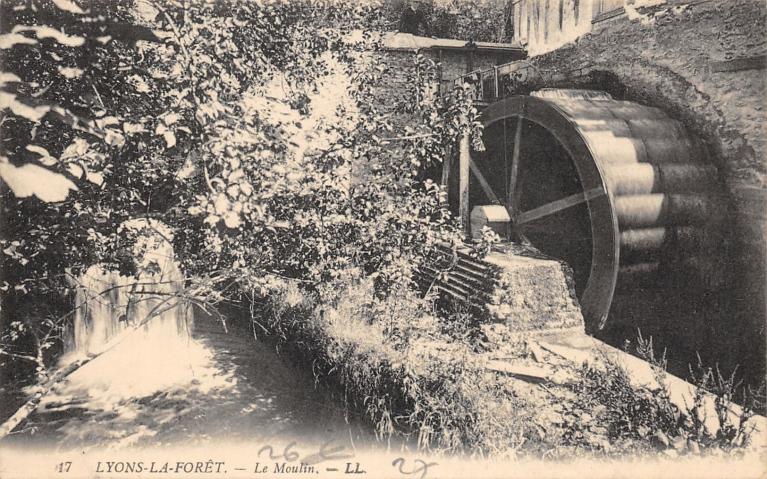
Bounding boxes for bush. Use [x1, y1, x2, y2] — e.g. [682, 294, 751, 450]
[252, 275, 529, 455]
[0, 0, 473, 391]
[565, 334, 760, 458]
[382, 0, 512, 42]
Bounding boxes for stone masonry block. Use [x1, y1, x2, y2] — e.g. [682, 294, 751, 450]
[484, 247, 584, 333]
[416, 244, 585, 335]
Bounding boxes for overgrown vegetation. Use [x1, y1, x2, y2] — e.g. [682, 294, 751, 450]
[0, 0, 761, 461]
[382, 0, 512, 43]
[563, 334, 763, 458]
[0, 0, 480, 421]
[253, 277, 532, 456]
[250, 272, 763, 458]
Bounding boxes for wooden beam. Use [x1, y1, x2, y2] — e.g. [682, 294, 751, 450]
[591, 6, 625, 24]
[710, 54, 767, 73]
[507, 116, 524, 216]
[440, 146, 452, 189]
[516, 187, 604, 225]
[469, 158, 502, 205]
[459, 131, 471, 238]
[437, 48, 444, 87]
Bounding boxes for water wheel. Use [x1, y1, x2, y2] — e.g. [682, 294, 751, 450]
[456, 89, 724, 331]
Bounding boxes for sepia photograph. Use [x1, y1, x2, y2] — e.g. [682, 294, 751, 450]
[0, 0, 765, 477]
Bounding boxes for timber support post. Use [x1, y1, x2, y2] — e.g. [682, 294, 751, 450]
[459, 129, 471, 238]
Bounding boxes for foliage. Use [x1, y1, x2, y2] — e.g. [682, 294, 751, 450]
[0, 0, 482, 405]
[469, 225, 502, 258]
[383, 0, 511, 42]
[686, 354, 760, 452]
[256, 276, 528, 456]
[428, 0, 511, 42]
[566, 334, 759, 458]
[570, 357, 678, 455]
[0, 2, 759, 461]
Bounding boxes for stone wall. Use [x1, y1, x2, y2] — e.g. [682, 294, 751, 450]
[513, 1, 766, 183]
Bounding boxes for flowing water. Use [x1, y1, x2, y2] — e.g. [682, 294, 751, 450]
[2, 313, 375, 452]
[67, 219, 192, 358]
[1, 221, 377, 453]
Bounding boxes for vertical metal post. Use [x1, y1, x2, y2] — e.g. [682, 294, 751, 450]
[493, 65, 500, 99]
[459, 130, 471, 238]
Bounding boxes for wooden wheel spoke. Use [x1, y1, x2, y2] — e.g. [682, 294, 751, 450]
[515, 186, 604, 226]
[506, 116, 524, 215]
[513, 230, 532, 245]
[469, 158, 503, 206]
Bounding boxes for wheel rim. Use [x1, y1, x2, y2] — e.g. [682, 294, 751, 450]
[478, 95, 619, 332]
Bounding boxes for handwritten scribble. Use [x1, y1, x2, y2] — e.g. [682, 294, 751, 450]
[392, 457, 438, 479]
[256, 439, 355, 466]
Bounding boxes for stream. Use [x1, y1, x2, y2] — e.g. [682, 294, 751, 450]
[0, 313, 377, 452]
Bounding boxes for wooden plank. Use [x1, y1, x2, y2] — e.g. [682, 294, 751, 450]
[593, 9, 624, 23]
[591, 6, 624, 24]
[497, 62, 534, 77]
[516, 186, 604, 225]
[419, 264, 486, 293]
[437, 48, 443, 86]
[485, 360, 553, 383]
[478, 70, 484, 99]
[711, 55, 767, 73]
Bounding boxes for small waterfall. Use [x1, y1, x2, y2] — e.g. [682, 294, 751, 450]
[67, 219, 193, 357]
